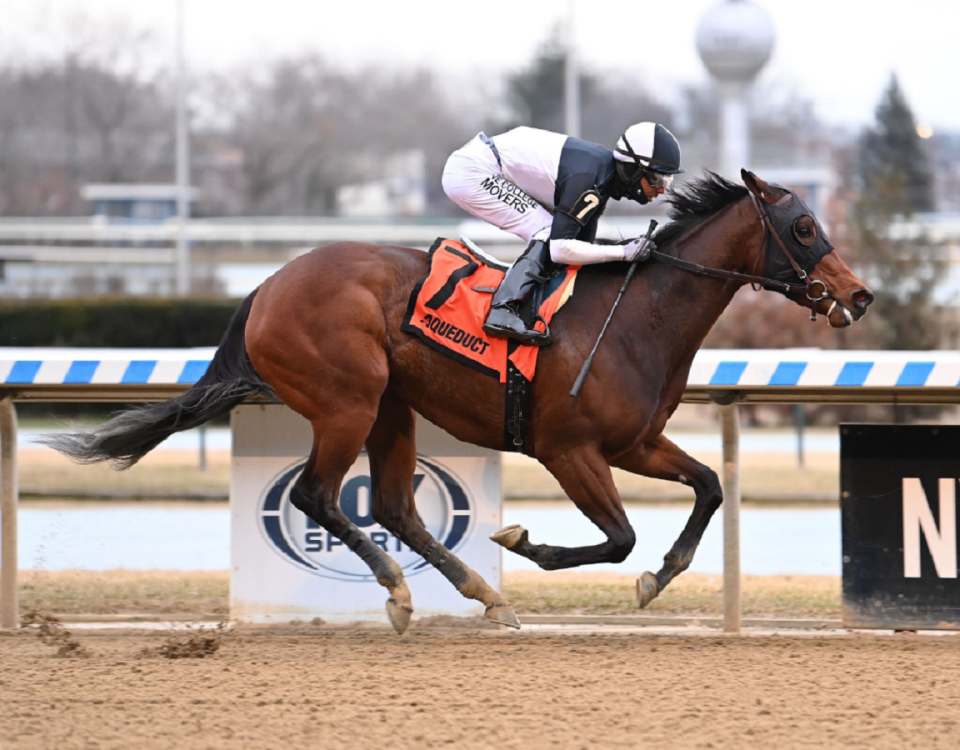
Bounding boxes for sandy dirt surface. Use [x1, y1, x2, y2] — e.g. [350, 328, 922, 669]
[2, 622, 959, 750]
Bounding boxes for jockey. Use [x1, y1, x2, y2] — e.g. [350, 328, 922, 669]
[442, 122, 683, 345]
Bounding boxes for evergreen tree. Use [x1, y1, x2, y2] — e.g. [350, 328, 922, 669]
[858, 75, 934, 217]
[503, 31, 599, 133]
[500, 30, 671, 152]
[854, 74, 946, 354]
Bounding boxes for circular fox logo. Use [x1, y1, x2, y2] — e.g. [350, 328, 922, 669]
[258, 455, 475, 582]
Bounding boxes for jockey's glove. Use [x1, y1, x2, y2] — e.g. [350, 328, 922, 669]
[622, 236, 656, 263]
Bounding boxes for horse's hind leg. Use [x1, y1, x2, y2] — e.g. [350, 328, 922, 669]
[610, 434, 723, 607]
[290, 416, 415, 634]
[366, 391, 520, 629]
[246, 277, 416, 631]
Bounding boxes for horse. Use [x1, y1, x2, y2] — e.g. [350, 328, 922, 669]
[45, 170, 874, 634]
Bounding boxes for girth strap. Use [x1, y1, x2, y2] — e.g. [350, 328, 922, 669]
[504, 356, 530, 452]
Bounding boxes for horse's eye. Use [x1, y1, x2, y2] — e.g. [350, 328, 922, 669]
[793, 217, 817, 246]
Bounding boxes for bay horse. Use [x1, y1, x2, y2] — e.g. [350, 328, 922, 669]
[46, 170, 873, 634]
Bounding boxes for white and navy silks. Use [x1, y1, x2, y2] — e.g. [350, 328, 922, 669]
[442, 127, 640, 266]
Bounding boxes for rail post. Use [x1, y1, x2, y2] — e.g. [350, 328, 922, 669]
[720, 401, 741, 633]
[709, 391, 742, 634]
[0, 396, 18, 629]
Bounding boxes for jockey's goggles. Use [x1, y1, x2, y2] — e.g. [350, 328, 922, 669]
[644, 170, 674, 190]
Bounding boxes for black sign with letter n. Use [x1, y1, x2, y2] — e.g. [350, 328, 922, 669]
[841, 424, 960, 630]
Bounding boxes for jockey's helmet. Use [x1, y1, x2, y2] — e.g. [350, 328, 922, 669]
[614, 123, 685, 179]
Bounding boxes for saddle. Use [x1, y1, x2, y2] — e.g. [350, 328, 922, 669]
[401, 238, 579, 450]
[401, 237, 578, 384]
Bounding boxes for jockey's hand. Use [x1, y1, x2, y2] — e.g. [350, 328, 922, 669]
[622, 236, 656, 263]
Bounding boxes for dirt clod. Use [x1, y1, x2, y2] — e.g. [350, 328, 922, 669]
[148, 623, 227, 659]
[20, 609, 90, 658]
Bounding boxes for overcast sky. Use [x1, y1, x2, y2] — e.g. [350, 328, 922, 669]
[3, 0, 958, 133]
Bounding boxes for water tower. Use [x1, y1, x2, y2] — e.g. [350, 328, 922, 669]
[696, 0, 775, 178]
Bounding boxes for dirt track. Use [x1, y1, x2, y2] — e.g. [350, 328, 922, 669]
[3, 623, 959, 749]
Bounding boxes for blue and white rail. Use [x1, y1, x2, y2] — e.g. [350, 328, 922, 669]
[0, 347, 217, 401]
[687, 349, 960, 404]
[1, 347, 959, 404]
[690, 349, 960, 388]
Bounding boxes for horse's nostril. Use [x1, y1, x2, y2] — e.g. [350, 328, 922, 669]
[852, 289, 874, 308]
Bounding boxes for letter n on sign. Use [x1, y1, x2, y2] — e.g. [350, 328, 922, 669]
[841, 424, 960, 630]
[902, 478, 957, 579]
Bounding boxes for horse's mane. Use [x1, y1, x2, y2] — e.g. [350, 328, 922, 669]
[653, 171, 748, 249]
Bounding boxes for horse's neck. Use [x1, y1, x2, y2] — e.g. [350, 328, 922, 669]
[631, 199, 761, 358]
[672, 198, 760, 275]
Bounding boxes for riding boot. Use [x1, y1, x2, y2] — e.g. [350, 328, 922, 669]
[483, 239, 553, 346]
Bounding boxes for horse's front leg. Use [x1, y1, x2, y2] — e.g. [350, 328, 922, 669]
[610, 434, 723, 607]
[491, 446, 637, 569]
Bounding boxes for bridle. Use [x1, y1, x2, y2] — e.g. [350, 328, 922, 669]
[649, 191, 832, 306]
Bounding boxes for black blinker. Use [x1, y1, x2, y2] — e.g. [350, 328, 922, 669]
[762, 187, 834, 284]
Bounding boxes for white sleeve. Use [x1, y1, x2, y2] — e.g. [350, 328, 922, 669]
[549, 238, 626, 265]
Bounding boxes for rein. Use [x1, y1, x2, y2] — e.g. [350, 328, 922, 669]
[648, 248, 808, 295]
[649, 192, 830, 302]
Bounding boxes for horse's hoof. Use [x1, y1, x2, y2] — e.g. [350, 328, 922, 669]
[386, 597, 414, 635]
[485, 602, 521, 629]
[636, 572, 660, 609]
[490, 524, 528, 550]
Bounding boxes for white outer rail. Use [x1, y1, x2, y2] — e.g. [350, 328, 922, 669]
[1, 347, 959, 631]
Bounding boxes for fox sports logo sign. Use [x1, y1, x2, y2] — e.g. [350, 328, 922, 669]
[258, 455, 475, 582]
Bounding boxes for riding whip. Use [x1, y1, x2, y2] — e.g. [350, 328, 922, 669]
[569, 219, 658, 398]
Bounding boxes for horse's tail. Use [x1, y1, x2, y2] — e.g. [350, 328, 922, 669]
[41, 289, 272, 469]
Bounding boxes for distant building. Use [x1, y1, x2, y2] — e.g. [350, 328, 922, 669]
[81, 184, 200, 222]
[336, 150, 426, 218]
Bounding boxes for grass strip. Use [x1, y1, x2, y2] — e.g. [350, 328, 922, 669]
[503, 571, 841, 618]
[19, 570, 229, 617]
[18, 448, 839, 502]
[18, 569, 841, 619]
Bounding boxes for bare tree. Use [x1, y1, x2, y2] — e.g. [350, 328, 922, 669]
[212, 55, 470, 215]
[0, 14, 174, 215]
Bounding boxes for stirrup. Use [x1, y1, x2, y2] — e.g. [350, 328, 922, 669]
[484, 325, 552, 347]
[483, 308, 552, 346]
[531, 313, 551, 342]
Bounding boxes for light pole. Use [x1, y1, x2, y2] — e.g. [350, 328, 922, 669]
[174, 0, 191, 297]
[564, 0, 580, 138]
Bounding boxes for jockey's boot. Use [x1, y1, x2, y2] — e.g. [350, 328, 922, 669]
[483, 239, 552, 346]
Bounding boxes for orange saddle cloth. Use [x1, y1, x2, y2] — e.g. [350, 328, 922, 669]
[401, 238, 578, 383]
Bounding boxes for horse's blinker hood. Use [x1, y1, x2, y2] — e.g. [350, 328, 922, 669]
[761, 187, 835, 285]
